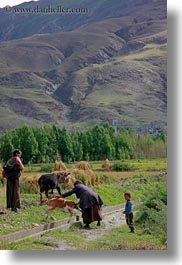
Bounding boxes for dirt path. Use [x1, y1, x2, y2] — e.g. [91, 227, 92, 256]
[57, 204, 126, 250]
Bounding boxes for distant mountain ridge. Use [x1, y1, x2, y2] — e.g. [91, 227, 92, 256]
[0, 0, 167, 133]
[0, 0, 165, 41]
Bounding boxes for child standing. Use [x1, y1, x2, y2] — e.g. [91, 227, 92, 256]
[123, 192, 135, 233]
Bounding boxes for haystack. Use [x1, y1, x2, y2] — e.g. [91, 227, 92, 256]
[75, 161, 92, 171]
[102, 159, 112, 170]
[73, 161, 96, 186]
[52, 160, 67, 171]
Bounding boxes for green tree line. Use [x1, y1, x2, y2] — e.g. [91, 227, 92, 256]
[0, 124, 166, 164]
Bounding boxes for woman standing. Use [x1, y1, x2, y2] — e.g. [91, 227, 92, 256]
[3, 149, 24, 212]
[62, 180, 103, 229]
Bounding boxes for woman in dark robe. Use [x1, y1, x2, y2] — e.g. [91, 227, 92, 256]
[62, 180, 103, 229]
[3, 149, 24, 212]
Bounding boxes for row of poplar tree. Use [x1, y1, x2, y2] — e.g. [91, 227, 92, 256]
[0, 124, 166, 164]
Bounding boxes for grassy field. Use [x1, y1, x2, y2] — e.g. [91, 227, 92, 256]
[0, 223, 166, 251]
[0, 158, 167, 250]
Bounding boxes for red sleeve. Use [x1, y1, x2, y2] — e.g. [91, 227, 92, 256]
[15, 157, 24, 171]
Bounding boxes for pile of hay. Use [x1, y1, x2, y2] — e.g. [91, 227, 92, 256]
[20, 175, 39, 194]
[75, 161, 92, 171]
[72, 161, 96, 186]
[102, 159, 112, 170]
[52, 160, 67, 171]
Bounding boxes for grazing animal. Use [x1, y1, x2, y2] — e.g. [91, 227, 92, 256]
[39, 196, 79, 222]
[38, 171, 72, 200]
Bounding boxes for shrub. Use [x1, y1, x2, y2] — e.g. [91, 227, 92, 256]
[135, 181, 167, 242]
[96, 174, 110, 184]
[39, 164, 53, 172]
[112, 162, 138, 171]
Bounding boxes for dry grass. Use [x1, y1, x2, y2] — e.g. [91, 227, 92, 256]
[52, 160, 67, 171]
[73, 161, 96, 186]
[2, 159, 166, 193]
[75, 161, 92, 171]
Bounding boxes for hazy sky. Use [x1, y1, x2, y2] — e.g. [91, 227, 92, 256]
[0, 0, 39, 8]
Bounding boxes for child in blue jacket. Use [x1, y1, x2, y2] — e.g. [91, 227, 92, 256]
[123, 192, 135, 233]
